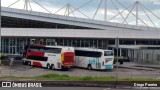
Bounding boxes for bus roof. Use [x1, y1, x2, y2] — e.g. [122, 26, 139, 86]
[30, 44, 73, 48]
[75, 47, 112, 52]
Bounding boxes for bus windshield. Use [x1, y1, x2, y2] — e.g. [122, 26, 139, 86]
[104, 51, 113, 56]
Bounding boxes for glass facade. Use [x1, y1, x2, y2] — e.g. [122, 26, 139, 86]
[56, 39, 108, 49]
[1, 38, 30, 54]
[1, 38, 108, 55]
[2, 37, 160, 64]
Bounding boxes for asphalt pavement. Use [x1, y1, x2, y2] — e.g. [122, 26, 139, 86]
[0, 60, 160, 89]
[1, 60, 160, 79]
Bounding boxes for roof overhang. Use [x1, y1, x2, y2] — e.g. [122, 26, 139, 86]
[2, 7, 160, 30]
[2, 28, 160, 39]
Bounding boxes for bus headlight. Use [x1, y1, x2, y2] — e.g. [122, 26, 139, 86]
[105, 58, 112, 63]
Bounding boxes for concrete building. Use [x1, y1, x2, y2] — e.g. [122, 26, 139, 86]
[1, 7, 160, 64]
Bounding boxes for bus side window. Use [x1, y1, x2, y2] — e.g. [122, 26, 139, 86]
[86, 51, 90, 57]
[94, 52, 101, 57]
[75, 50, 83, 56]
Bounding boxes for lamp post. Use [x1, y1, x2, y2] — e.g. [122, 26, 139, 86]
[115, 37, 119, 87]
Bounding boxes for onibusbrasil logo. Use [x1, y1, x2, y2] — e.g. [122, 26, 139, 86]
[2, 82, 42, 87]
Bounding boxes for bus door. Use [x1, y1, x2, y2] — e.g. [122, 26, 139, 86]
[94, 52, 102, 69]
[95, 57, 102, 69]
[88, 52, 101, 69]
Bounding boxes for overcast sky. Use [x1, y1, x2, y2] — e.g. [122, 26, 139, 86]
[1, 0, 160, 28]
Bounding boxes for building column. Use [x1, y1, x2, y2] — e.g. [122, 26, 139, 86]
[97, 40, 98, 48]
[35, 39, 41, 44]
[80, 40, 81, 47]
[134, 40, 137, 45]
[88, 40, 90, 47]
[103, 40, 108, 49]
[71, 39, 73, 46]
[102, 40, 104, 49]
[63, 39, 64, 46]
[106, 40, 108, 49]
[120, 48, 122, 57]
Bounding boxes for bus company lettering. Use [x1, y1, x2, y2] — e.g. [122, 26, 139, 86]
[47, 54, 56, 56]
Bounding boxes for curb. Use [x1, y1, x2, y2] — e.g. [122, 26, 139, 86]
[117, 66, 154, 71]
[135, 65, 160, 69]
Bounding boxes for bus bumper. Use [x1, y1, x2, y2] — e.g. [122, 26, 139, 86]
[105, 65, 113, 70]
[61, 65, 73, 69]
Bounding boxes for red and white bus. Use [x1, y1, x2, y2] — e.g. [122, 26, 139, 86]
[23, 44, 75, 69]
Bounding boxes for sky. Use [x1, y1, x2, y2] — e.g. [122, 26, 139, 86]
[1, 0, 160, 28]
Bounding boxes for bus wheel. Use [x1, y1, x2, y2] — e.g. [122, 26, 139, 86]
[47, 64, 50, 69]
[87, 64, 92, 70]
[28, 61, 31, 66]
[23, 61, 27, 65]
[51, 64, 55, 70]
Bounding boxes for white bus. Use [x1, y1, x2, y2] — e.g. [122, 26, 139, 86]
[23, 44, 75, 69]
[74, 48, 114, 70]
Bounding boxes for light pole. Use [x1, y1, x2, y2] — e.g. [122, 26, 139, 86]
[115, 37, 119, 87]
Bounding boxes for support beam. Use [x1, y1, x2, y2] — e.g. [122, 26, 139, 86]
[136, 1, 139, 26]
[25, 0, 28, 10]
[67, 4, 70, 16]
[104, 0, 107, 21]
[92, 0, 103, 20]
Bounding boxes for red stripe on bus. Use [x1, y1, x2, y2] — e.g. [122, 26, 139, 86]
[28, 51, 45, 57]
[33, 62, 42, 67]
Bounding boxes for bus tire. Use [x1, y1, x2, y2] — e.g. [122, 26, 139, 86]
[50, 64, 55, 70]
[28, 61, 31, 66]
[47, 64, 51, 69]
[87, 64, 92, 70]
[23, 61, 27, 65]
